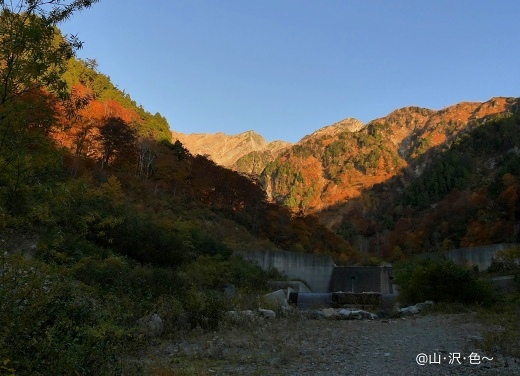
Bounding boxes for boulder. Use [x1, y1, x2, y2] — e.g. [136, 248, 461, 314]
[337, 308, 352, 320]
[322, 308, 339, 319]
[414, 303, 426, 312]
[399, 307, 411, 316]
[258, 308, 276, 319]
[415, 300, 434, 312]
[349, 309, 371, 320]
[138, 313, 163, 338]
[399, 304, 421, 316]
[264, 289, 289, 309]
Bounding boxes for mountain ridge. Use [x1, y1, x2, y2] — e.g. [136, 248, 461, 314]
[300, 117, 365, 143]
[171, 129, 292, 171]
[171, 98, 513, 175]
[261, 97, 516, 214]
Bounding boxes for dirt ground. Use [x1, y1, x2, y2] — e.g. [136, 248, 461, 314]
[140, 312, 520, 376]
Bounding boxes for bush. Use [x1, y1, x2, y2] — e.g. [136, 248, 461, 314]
[488, 246, 520, 275]
[0, 253, 130, 375]
[71, 255, 181, 325]
[72, 255, 130, 289]
[181, 288, 227, 331]
[155, 295, 185, 335]
[177, 255, 273, 292]
[394, 257, 495, 306]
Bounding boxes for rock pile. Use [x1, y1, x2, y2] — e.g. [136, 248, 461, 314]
[398, 300, 434, 316]
[306, 307, 378, 320]
[225, 308, 278, 321]
[228, 288, 435, 324]
[226, 306, 380, 321]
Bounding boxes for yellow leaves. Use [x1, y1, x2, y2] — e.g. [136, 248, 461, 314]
[96, 215, 123, 243]
[100, 175, 124, 204]
[389, 245, 404, 262]
[31, 203, 52, 224]
[0, 358, 16, 376]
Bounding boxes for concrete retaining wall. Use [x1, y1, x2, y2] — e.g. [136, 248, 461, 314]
[441, 243, 516, 270]
[417, 243, 517, 270]
[235, 250, 336, 292]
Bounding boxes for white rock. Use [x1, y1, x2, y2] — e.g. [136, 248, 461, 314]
[322, 308, 339, 319]
[399, 307, 412, 316]
[415, 302, 430, 311]
[258, 308, 276, 319]
[264, 289, 289, 308]
[349, 310, 366, 320]
[138, 313, 163, 338]
[337, 308, 352, 319]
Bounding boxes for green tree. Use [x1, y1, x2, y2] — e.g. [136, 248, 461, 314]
[394, 258, 494, 306]
[0, 0, 100, 104]
[0, 0, 99, 214]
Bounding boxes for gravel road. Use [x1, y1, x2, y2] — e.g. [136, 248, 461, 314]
[147, 313, 520, 375]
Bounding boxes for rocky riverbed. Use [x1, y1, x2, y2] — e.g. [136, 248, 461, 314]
[141, 312, 519, 375]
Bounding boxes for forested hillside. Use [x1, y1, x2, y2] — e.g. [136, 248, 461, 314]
[63, 57, 172, 141]
[260, 98, 520, 262]
[336, 111, 520, 260]
[1, 2, 518, 373]
[0, 2, 356, 373]
[262, 98, 514, 214]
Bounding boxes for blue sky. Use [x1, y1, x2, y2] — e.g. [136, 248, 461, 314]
[60, 1, 520, 143]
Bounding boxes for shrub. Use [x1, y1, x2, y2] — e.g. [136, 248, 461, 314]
[0, 253, 129, 375]
[488, 246, 520, 275]
[479, 305, 520, 358]
[181, 288, 227, 331]
[155, 295, 185, 335]
[72, 255, 130, 290]
[394, 257, 495, 306]
[71, 255, 181, 325]
[177, 255, 274, 293]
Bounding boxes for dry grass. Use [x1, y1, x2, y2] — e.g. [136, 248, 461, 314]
[142, 313, 337, 375]
[133, 305, 520, 375]
[479, 306, 520, 358]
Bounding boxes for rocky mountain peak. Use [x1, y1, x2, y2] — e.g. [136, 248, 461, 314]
[171, 129, 291, 168]
[300, 118, 365, 143]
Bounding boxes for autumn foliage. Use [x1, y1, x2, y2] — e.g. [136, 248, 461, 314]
[1, 3, 519, 373]
[333, 112, 520, 261]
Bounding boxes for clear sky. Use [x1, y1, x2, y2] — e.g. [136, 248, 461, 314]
[60, 0, 520, 143]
